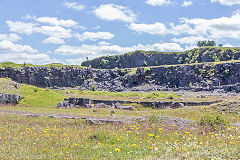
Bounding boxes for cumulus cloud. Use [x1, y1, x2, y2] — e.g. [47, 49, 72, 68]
[0, 40, 38, 53]
[129, 22, 191, 35]
[35, 17, 79, 28]
[171, 36, 206, 44]
[55, 42, 183, 57]
[35, 25, 72, 39]
[146, 0, 172, 6]
[211, 0, 240, 6]
[93, 4, 137, 23]
[63, 2, 85, 10]
[181, 1, 193, 7]
[42, 37, 65, 44]
[0, 53, 56, 64]
[180, 13, 240, 39]
[0, 33, 21, 42]
[6, 21, 38, 35]
[75, 32, 114, 41]
[129, 22, 167, 35]
[129, 13, 240, 40]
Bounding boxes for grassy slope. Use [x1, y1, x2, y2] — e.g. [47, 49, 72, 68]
[82, 47, 240, 64]
[0, 78, 65, 107]
[0, 78, 239, 159]
[0, 62, 84, 68]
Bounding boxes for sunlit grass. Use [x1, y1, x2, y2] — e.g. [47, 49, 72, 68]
[0, 113, 239, 159]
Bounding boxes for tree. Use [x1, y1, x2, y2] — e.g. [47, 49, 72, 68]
[218, 44, 223, 47]
[100, 59, 109, 68]
[197, 40, 216, 47]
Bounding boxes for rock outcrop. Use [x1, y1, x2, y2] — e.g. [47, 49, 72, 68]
[81, 47, 240, 69]
[57, 97, 221, 109]
[1, 61, 240, 92]
[0, 93, 22, 105]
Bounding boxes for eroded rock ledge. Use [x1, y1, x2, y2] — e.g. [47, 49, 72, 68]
[1, 62, 240, 92]
[0, 93, 22, 105]
[57, 97, 222, 109]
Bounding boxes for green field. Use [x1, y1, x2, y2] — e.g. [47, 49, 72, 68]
[0, 78, 240, 159]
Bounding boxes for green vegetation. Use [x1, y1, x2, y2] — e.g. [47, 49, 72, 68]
[0, 109, 238, 159]
[66, 90, 180, 100]
[200, 115, 229, 131]
[82, 47, 240, 69]
[0, 78, 64, 107]
[100, 59, 109, 68]
[0, 78, 240, 159]
[197, 40, 216, 47]
[0, 62, 83, 68]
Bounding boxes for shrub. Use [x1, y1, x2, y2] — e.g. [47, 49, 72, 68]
[100, 59, 109, 68]
[200, 115, 228, 131]
[91, 84, 96, 91]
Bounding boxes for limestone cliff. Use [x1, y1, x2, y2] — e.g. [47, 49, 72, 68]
[1, 61, 240, 92]
[81, 47, 240, 69]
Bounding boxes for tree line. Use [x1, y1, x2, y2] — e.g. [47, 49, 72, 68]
[197, 41, 223, 47]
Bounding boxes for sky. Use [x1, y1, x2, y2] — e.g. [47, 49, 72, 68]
[0, 0, 240, 65]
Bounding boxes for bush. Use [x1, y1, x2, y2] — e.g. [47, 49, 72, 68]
[100, 59, 109, 68]
[91, 85, 96, 91]
[200, 115, 228, 131]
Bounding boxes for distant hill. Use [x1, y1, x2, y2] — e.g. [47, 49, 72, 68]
[81, 47, 240, 69]
[0, 62, 83, 68]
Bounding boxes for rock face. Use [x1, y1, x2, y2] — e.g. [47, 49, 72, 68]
[58, 97, 221, 109]
[81, 48, 240, 69]
[0, 93, 22, 105]
[2, 61, 240, 92]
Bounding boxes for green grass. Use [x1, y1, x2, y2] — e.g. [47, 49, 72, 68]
[0, 78, 64, 107]
[62, 89, 180, 101]
[0, 113, 238, 159]
[0, 62, 83, 68]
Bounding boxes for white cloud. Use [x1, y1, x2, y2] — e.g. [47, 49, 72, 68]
[211, 0, 240, 6]
[223, 43, 234, 47]
[36, 17, 78, 28]
[63, 2, 85, 10]
[0, 33, 21, 42]
[182, 1, 193, 7]
[55, 43, 183, 57]
[75, 32, 114, 41]
[0, 40, 38, 53]
[129, 13, 240, 40]
[93, 4, 137, 23]
[35, 25, 72, 39]
[171, 36, 205, 44]
[146, 0, 172, 6]
[180, 13, 240, 39]
[66, 57, 88, 65]
[6, 21, 38, 35]
[23, 14, 36, 20]
[98, 41, 111, 46]
[0, 52, 57, 64]
[129, 22, 167, 35]
[42, 37, 65, 44]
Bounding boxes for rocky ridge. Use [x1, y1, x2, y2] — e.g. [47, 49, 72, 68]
[82, 47, 240, 69]
[1, 61, 240, 92]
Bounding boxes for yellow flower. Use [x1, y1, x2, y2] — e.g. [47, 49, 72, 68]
[98, 143, 102, 145]
[115, 148, 121, 152]
[55, 154, 59, 156]
[73, 143, 77, 146]
[149, 134, 154, 137]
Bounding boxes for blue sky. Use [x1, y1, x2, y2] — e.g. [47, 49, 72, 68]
[0, 0, 240, 64]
